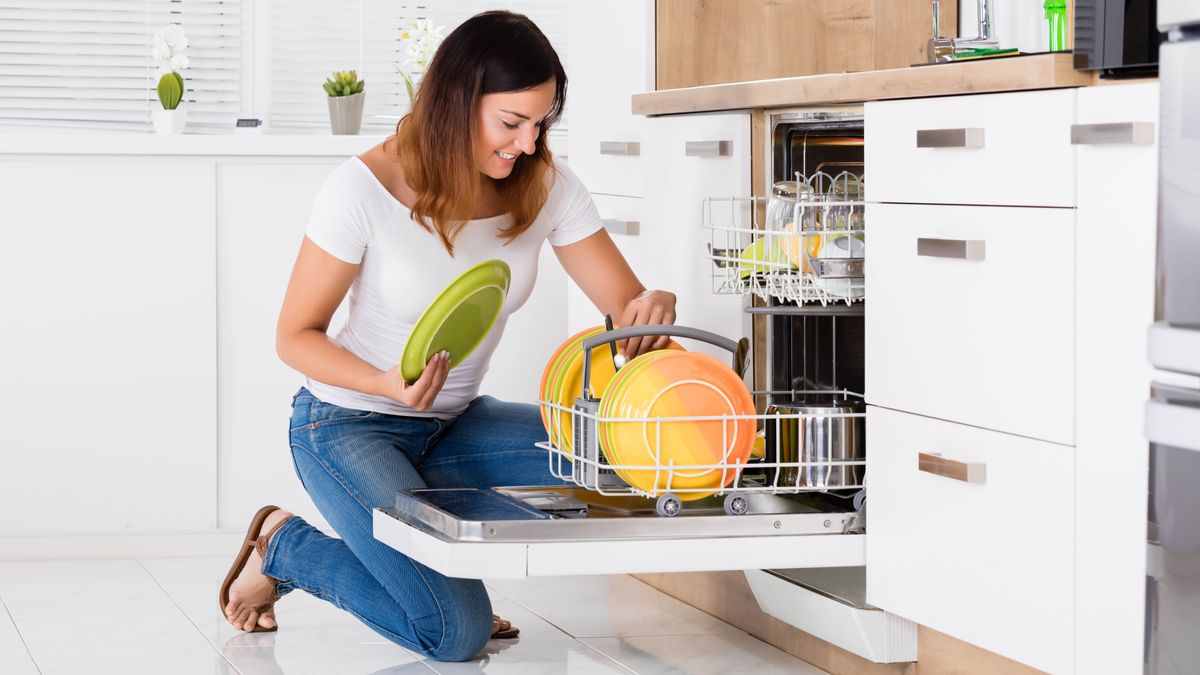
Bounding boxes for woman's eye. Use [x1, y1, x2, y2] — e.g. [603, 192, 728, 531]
[502, 121, 519, 130]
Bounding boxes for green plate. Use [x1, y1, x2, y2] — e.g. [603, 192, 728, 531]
[400, 259, 511, 383]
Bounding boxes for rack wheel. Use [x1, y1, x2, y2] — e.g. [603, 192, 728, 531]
[656, 494, 682, 517]
[723, 494, 750, 516]
[852, 489, 866, 512]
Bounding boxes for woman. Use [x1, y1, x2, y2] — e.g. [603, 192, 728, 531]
[216, 10, 676, 663]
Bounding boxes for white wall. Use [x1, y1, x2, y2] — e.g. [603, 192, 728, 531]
[959, 0, 1049, 54]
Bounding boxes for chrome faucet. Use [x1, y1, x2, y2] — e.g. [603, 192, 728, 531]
[928, 0, 999, 63]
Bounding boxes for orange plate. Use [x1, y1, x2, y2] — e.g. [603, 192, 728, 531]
[600, 351, 755, 500]
[539, 326, 603, 438]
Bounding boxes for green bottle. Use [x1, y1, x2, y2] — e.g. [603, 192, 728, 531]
[1044, 0, 1068, 52]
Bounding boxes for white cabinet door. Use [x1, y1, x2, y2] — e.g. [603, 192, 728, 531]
[0, 160, 217, 534]
[865, 89, 1076, 207]
[865, 406, 1075, 675]
[566, 0, 653, 197]
[864, 202, 1075, 445]
[216, 161, 344, 532]
[642, 112, 751, 361]
[1072, 82, 1159, 675]
[565, 194, 645, 336]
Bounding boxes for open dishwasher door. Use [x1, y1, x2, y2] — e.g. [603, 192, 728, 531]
[373, 486, 864, 579]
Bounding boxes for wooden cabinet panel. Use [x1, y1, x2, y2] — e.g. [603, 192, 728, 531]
[656, 0, 957, 90]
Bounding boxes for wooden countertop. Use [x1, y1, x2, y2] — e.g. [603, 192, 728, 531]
[632, 53, 1097, 116]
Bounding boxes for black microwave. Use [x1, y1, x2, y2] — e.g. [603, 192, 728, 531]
[1073, 0, 1161, 76]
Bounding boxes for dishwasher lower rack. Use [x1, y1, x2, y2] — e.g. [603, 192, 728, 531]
[537, 389, 865, 517]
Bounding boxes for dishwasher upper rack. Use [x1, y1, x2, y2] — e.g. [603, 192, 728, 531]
[706, 171, 866, 307]
[537, 386, 866, 517]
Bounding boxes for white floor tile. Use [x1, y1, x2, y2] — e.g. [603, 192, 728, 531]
[581, 633, 830, 675]
[0, 597, 38, 675]
[219, 639, 431, 675]
[141, 557, 395, 649]
[0, 560, 234, 674]
[484, 576, 739, 639]
[426, 598, 631, 675]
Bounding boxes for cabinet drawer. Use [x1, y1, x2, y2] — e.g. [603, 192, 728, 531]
[865, 406, 1074, 674]
[865, 203, 1074, 445]
[569, 117, 648, 198]
[866, 89, 1076, 207]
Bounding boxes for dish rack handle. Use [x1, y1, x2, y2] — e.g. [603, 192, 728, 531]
[580, 325, 749, 397]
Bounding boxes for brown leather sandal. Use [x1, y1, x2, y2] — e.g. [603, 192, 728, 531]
[491, 614, 520, 639]
[218, 504, 291, 633]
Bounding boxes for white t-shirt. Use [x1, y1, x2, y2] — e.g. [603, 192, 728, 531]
[303, 156, 603, 419]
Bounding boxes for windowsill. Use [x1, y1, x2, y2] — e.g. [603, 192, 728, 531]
[0, 133, 389, 157]
[0, 128, 568, 158]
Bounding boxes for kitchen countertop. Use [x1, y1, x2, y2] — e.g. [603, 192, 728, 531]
[632, 52, 1098, 116]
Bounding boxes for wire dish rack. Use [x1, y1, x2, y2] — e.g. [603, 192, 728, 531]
[537, 326, 866, 517]
[706, 170, 865, 306]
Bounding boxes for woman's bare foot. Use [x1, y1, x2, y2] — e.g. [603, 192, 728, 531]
[225, 508, 293, 632]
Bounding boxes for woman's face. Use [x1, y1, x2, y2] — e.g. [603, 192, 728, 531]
[474, 79, 556, 181]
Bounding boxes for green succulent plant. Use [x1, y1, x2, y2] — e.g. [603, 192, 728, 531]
[323, 70, 365, 97]
[157, 71, 185, 110]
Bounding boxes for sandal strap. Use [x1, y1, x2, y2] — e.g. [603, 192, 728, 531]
[253, 514, 293, 560]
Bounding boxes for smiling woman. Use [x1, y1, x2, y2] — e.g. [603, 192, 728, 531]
[394, 11, 567, 254]
[218, 8, 678, 666]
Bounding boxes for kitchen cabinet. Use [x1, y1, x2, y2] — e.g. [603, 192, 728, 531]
[865, 202, 1075, 445]
[0, 160, 217, 534]
[863, 82, 1159, 673]
[566, 0, 654, 199]
[640, 112, 751, 361]
[1071, 81, 1158, 675]
[865, 405, 1075, 675]
[866, 88, 1076, 207]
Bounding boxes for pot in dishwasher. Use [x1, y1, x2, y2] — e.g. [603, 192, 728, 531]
[765, 398, 865, 489]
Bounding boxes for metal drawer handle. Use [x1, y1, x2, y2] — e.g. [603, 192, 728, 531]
[919, 452, 987, 484]
[917, 237, 986, 261]
[685, 140, 733, 158]
[600, 141, 639, 156]
[916, 128, 985, 149]
[602, 219, 639, 236]
[1070, 122, 1155, 146]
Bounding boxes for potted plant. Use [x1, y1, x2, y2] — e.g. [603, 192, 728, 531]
[324, 70, 365, 135]
[151, 24, 189, 134]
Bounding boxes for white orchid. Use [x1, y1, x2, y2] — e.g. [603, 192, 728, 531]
[397, 19, 446, 104]
[152, 24, 190, 70]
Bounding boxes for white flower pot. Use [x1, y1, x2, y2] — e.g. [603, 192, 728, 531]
[153, 109, 187, 135]
[328, 92, 365, 135]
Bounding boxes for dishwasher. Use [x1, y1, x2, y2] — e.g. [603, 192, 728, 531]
[372, 108, 880, 583]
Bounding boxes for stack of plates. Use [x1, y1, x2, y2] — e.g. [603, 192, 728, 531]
[538, 327, 683, 456]
[598, 351, 755, 500]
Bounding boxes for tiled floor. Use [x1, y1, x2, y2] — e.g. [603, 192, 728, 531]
[0, 557, 828, 674]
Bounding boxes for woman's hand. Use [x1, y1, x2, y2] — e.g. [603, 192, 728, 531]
[618, 289, 677, 359]
[371, 351, 451, 411]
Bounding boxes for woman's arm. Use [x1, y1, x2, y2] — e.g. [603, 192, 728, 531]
[276, 237, 449, 411]
[553, 228, 676, 358]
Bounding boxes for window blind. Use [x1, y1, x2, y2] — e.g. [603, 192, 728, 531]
[0, 0, 241, 132]
[268, 1, 569, 133]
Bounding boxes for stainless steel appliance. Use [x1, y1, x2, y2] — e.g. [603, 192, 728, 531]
[1145, 5, 1200, 672]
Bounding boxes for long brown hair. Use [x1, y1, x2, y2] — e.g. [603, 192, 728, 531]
[394, 11, 567, 255]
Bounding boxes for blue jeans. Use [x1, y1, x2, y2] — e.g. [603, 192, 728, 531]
[262, 387, 560, 662]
